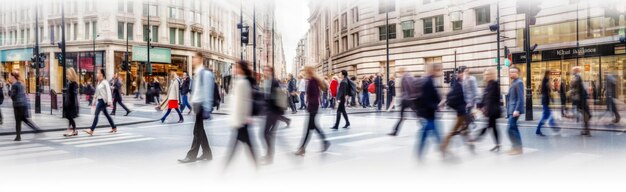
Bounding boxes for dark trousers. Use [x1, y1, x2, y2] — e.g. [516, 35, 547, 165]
[299, 92, 307, 109]
[111, 98, 130, 114]
[607, 98, 620, 122]
[507, 116, 522, 149]
[185, 105, 212, 159]
[321, 92, 328, 108]
[0, 108, 3, 124]
[361, 92, 369, 107]
[161, 108, 183, 122]
[180, 95, 192, 113]
[386, 94, 394, 110]
[226, 124, 258, 166]
[288, 95, 297, 112]
[263, 112, 280, 161]
[376, 90, 383, 110]
[477, 116, 500, 146]
[299, 112, 327, 150]
[13, 106, 40, 139]
[417, 118, 441, 158]
[68, 116, 76, 131]
[90, 99, 116, 131]
[391, 102, 414, 135]
[441, 115, 469, 152]
[333, 98, 350, 127]
[330, 97, 336, 109]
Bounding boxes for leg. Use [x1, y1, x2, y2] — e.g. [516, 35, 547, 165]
[441, 115, 465, 152]
[298, 114, 315, 150]
[507, 116, 522, 149]
[391, 104, 407, 135]
[101, 105, 117, 129]
[185, 108, 211, 159]
[311, 112, 327, 141]
[23, 117, 41, 131]
[119, 100, 130, 112]
[90, 101, 105, 131]
[111, 99, 117, 114]
[489, 117, 500, 146]
[264, 113, 279, 160]
[180, 95, 188, 113]
[535, 105, 550, 134]
[240, 125, 258, 164]
[175, 108, 184, 121]
[68, 117, 77, 131]
[161, 109, 173, 122]
[417, 119, 435, 158]
[14, 107, 24, 140]
[340, 99, 350, 126]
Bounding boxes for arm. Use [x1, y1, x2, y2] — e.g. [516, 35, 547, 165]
[514, 81, 524, 114]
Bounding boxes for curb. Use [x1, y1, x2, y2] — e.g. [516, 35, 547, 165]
[0, 119, 159, 136]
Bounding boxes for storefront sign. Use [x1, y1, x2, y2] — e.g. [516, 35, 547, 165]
[512, 43, 620, 64]
[132, 46, 171, 63]
[0, 48, 34, 62]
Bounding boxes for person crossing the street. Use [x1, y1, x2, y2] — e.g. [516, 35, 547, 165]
[110, 73, 132, 116]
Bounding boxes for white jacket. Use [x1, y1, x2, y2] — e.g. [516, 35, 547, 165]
[166, 78, 180, 101]
[94, 80, 113, 104]
[231, 76, 252, 128]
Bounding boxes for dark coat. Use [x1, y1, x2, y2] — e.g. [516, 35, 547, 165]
[9, 82, 28, 107]
[540, 77, 551, 106]
[480, 80, 502, 118]
[265, 79, 284, 115]
[287, 79, 297, 93]
[112, 78, 123, 100]
[446, 78, 466, 115]
[387, 80, 395, 97]
[336, 78, 349, 100]
[181, 77, 191, 95]
[0, 86, 4, 105]
[64, 81, 79, 118]
[306, 78, 321, 113]
[417, 76, 440, 120]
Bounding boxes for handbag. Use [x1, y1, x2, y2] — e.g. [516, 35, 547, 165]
[292, 95, 299, 103]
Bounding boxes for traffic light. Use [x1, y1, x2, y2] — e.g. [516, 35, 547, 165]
[504, 46, 512, 67]
[30, 55, 37, 68]
[38, 53, 46, 68]
[443, 71, 452, 84]
[241, 26, 249, 45]
[57, 53, 63, 65]
[121, 61, 129, 71]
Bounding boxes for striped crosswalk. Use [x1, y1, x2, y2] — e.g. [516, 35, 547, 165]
[42, 132, 156, 148]
[0, 142, 69, 162]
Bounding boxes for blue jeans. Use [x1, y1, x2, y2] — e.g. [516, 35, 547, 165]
[299, 92, 306, 109]
[376, 90, 383, 110]
[417, 118, 441, 158]
[536, 105, 556, 134]
[90, 99, 116, 131]
[180, 95, 192, 113]
[507, 116, 522, 149]
[321, 92, 328, 108]
[361, 92, 370, 108]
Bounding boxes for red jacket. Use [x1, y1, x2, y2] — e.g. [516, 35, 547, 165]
[330, 79, 339, 97]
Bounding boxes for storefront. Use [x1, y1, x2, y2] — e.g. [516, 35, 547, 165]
[1, 48, 39, 93]
[130, 46, 183, 93]
[512, 42, 626, 103]
[51, 51, 104, 93]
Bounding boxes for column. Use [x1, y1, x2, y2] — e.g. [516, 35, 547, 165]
[49, 51, 59, 92]
[106, 48, 114, 80]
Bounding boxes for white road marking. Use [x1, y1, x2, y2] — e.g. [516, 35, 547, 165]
[0, 143, 43, 151]
[61, 135, 144, 145]
[75, 138, 155, 148]
[0, 150, 68, 161]
[0, 146, 55, 156]
[326, 132, 373, 141]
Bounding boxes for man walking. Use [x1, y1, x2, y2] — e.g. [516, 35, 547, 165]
[416, 63, 442, 160]
[331, 70, 351, 129]
[110, 73, 131, 116]
[375, 73, 384, 111]
[460, 67, 479, 127]
[571, 66, 591, 136]
[261, 66, 290, 164]
[298, 75, 307, 110]
[180, 72, 193, 115]
[178, 53, 214, 163]
[507, 67, 524, 155]
[287, 74, 298, 114]
[389, 68, 418, 136]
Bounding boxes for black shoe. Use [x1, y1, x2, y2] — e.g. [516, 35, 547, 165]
[342, 124, 350, 129]
[198, 155, 212, 161]
[330, 127, 339, 130]
[490, 145, 501, 152]
[110, 112, 116, 116]
[14, 137, 21, 141]
[295, 149, 305, 156]
[581, 131, 591, 136]
[387, 132, 397, 136]
[124, 111, 132, 116]
[178, 119, 184, 123]
[178, 157, 197, 163]
[322, 141, 331, 152]
[536, 132, 546, 136]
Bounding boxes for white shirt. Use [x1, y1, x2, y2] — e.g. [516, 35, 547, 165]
[297, 79, 307, 92]
[231, 76, 252, 128]
[191, 67, 214, 109]
[94, 79, 113, 104]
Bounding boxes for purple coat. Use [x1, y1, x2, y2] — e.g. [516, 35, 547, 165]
[306, 78, 320, 113]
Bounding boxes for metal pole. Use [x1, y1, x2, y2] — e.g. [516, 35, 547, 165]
[496, 0, 501, 84]
[147, 13, 151, 76]
[272, 10, 275, 77]
[61, 3, 67, 113]
[35, 4, 41, 114]
[253, 0, 257, 73]
[524, 4, 533, 121]
[576, 1, 579, 66]
[240, 0, 243, 61]
[385, 5, 390, 84]
[126, 22, 131, 96]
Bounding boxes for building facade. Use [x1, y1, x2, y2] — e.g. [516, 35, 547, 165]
[0, 0, 285, 94]
[304, 0, 626, 102]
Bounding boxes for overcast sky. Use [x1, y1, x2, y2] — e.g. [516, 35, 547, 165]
[275, 0, 310, 74]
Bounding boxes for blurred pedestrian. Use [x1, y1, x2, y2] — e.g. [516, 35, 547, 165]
[605, 72, 620, 123]
[571, 66, 591, 136]
[331, 70, 351, 129]
[178, 53, 214, 163]
[415, 64, 442, 159]
[86, 82, 94, 106]
[473, 69, 501, 152]
[296, 66, 331, 156]
[287, 74, 298, 114]
[110, 73, 132, 116]
[152, 77, 162, 104]
[389, 68, 418, 136]
[506, 67, 525, 155]
[460, 67, 479, 128]
[361, 75, 370, 108]
[330, 75, 339, 109]
[375, 73, 384, 111]
[559, 78, 567, 116]
[440, 69, 471, 156]
[9, 71, 41, 141]
[261, 66, 290, 164]
[386, 75, 396, 111]
[63, 68, 80, 137]
[180, 72, 193, 115]
[84, 69, 117, 136]
[0, 79, 4, 125]
[349, 76, 357, 107]
[226, 60, 258, 167]
[159, 72, 184, 124]
[136, 77, 145, 100]
[298, 75, 307, 110]
[535, 70, 560, 136]
[321, 76, 329, 108]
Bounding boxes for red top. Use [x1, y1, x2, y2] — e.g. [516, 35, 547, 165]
[330, 79, 339, 97]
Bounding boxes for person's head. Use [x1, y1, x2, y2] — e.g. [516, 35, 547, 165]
[483, 68, 496, 82]
[67, 68, 78, 83]
[183, 72, 189, 79]
[9, 70, 23, 83]
[398, 67, 406, 75]
[304, 66, 316, 79]
[263, 66, 274, 78]
[113, 73, 118, 79]
[509, 66, 520, 79]
[288, 73, 293, 80]
[462, 66, 470, 76]
[425, 63, 442, 77]
[192, 52, 203, 70]
[332, 75, 338, 80]
[340, 70, 348, 79]
[97, 69, 106, 81]
[572, 66, 581, 74]
[544, 70, 551, 79]
[170, 71, 178, 79]
[153, 77, 158, 82]
[390, 75, 395, 81]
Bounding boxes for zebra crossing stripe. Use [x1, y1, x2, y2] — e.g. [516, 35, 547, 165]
[0, 143, 43, 151]
[0, 140, 30, 145]
[60, 135, 144, 145]
[43, 133, 133, 141]
[0, 146, 55, 156]
[75, 138, 155, 148]
[0, 150, 68, 161]
[326, 132, 373, 141]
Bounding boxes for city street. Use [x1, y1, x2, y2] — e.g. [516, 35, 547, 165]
[1, 97, 625, 191]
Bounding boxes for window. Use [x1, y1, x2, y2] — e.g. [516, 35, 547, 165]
[126, 23, 133, 40]
[127, 0, 134, 13]
[334, 19, 339, 33]
[351, 32, 359, 48]
[378, 0, 395, 14]
[73, 24, 77, 40]
[401, 20, 414, 38]
[341, 36, 348, 52]
[423, 15, 443, 34]
[424, 56, 442, 64]
[452, 21, 463, 31]
[85, 22, 90, 40]
[118, 0, 124, 12]
[152, 26, 158, 42]
[118, 22, 125, 39]
[143, 4, 158, 16]
[351, 7, 359, 23]
[378, 24, 396, 40]
[334, 40, 339, 54]
[475, 6, 490, 25]
[169, 27, 176, 44]
[190, 32, 195, 47]
[178, 29, 184, 45]
[92, 21, 97, 39]
[196, 33, 201, 47]
[143, 25, 149, 41]
[341, 13, 347, 31]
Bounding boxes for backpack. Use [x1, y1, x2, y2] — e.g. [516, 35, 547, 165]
[348, 80, 356, 97]
[368, 83, 376, 93]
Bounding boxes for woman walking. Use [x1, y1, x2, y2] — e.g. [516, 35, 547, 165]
[386, 75, 396, 111]
[225, 60, 258, 167]
[473, 69, 502, 151]
[329, 76, 338, 109]
[84, 69, 117, 136]
[63, 68, 80, 137]
[152, 77, 162, 104]
[0, 79, 4, 125]
[9, 71, 41, 141]
[159, 72, 184, 123]
[295, 66, 331, 156]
